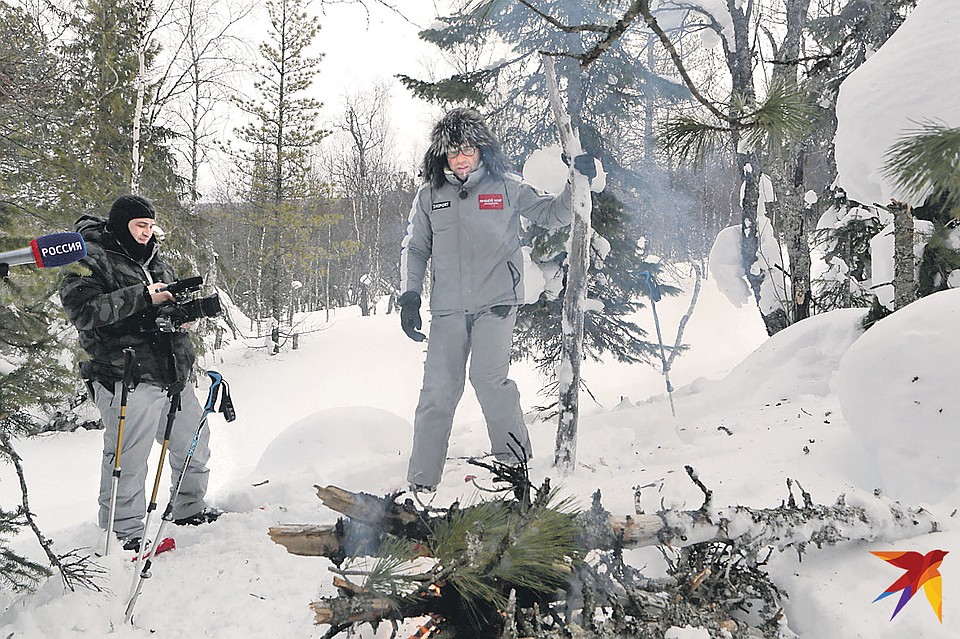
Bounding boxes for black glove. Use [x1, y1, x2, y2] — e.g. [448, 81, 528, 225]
[572, 153, 597, 182]
[398, 291, 426, 342]
[490, 305, 512, 319]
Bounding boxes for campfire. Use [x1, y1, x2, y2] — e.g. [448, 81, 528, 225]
[269, 458, 938, 638]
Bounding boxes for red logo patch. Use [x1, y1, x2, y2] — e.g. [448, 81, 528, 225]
[478, 193, 504, 210]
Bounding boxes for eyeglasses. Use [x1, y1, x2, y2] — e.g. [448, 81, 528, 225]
[445, 146, 478, 159]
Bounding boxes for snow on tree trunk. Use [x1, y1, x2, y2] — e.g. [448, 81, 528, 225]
[542, 55, 592, 476]
[770, 161, 813, 323]
[892, 200, 916, 309]
[273, 481, 939, 637]
[785, 190, 812, 321]
[772, 0, 814, 324]
[728, 2, 790, 337]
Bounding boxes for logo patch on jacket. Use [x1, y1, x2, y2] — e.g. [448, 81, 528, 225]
[478, 193, 504, 210]
[432, 201, 451, 210]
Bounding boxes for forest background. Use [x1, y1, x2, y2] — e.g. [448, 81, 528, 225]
[2, 0, 957, 600]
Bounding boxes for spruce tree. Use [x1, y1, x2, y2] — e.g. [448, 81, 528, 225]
[399, 1, 683, 389]
[58, 0, 185, 210]
[514, 190, 678, 414]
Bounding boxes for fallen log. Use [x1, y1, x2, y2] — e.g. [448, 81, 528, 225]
[269, 485, 440, 560]
[310, 592, 406, 625]
[269, 483, 938, 559]
[267, 523, 343, 558]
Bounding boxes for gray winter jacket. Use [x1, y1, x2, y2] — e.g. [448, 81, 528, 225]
[401, 164, 572, 314]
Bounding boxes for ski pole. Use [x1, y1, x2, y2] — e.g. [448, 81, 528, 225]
[124, 370, 233, 624]
[126, 388, 181, 601]
[101, 347, 136, 556]
[640, 271, 676, 417]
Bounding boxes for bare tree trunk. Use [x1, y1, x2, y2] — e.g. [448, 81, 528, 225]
[542, 55, 592, 476]
[255, 224, 266, 333]
[325, 222, 332, 322]
[772, 0, 814, 323]
[783, 184, 811, 320]
[892, 200, 916, 309]
[726, 1, 790, 336]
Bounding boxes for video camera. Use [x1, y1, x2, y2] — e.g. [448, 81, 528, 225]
[153, 276, 222, 332]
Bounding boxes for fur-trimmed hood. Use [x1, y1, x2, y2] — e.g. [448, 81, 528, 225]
[421, 107, 511, 189]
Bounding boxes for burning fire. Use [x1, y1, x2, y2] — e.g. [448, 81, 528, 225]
[408, 616, 440, 638]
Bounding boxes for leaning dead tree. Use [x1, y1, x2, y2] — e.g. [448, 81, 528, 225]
[269, 462, 937, 638]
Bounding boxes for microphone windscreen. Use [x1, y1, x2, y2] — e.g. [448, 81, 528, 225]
[31, 232, 87, 267]
[165, 276, 204, 295]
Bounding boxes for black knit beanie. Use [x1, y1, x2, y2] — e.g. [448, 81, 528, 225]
[107, 194, 157, 262]
[107, 194, 156, 236]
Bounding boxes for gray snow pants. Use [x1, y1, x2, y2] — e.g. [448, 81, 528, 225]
[94, 381, 210, 540]
[406, 308, 531, 488]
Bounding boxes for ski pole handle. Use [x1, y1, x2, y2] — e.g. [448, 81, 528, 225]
[204, 370, 236, 422]
[121, 347, 135, 390]
[204, 370, 222, 412]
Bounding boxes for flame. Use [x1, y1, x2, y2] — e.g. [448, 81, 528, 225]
[428, 583, 442, 596]
[408, 617, 438, 639]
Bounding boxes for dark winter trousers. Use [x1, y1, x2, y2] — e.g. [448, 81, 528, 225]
[94, 381, 211, 541]
[406, 308, 531, 488]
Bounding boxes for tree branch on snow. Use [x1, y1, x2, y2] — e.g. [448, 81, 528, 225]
[0, 433, 106, 593]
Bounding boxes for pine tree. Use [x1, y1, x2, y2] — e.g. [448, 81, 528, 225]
[57, 0, 185, 210]
[0, 1, 78, 230]
[810, 188, 880, 313]
[230, 0, 338, 348]
[767, 0, 918, 322]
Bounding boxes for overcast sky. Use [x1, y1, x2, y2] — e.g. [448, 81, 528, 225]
[310, 1, 447, 167]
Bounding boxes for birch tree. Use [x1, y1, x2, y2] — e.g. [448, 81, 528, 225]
[155, 0, 253, 289]
[324, 84, 402, 315]
[159, 0, 253, 208]
[130, 0, 154, 194]
[541, 55, 591, 474]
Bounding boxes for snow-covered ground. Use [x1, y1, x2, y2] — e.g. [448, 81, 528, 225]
[1, 273, 958, 638]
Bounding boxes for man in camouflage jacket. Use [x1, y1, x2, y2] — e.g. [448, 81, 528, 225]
[60, 195, 219, 548]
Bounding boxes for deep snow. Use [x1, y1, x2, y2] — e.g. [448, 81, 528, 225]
[1, 275, 958, 638]
[4, 1, 960, 636]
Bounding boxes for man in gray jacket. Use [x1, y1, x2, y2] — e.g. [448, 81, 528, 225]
[399, 107, 595, 491]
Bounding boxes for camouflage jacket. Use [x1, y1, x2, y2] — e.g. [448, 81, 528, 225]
[59, 215, 196, 388]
